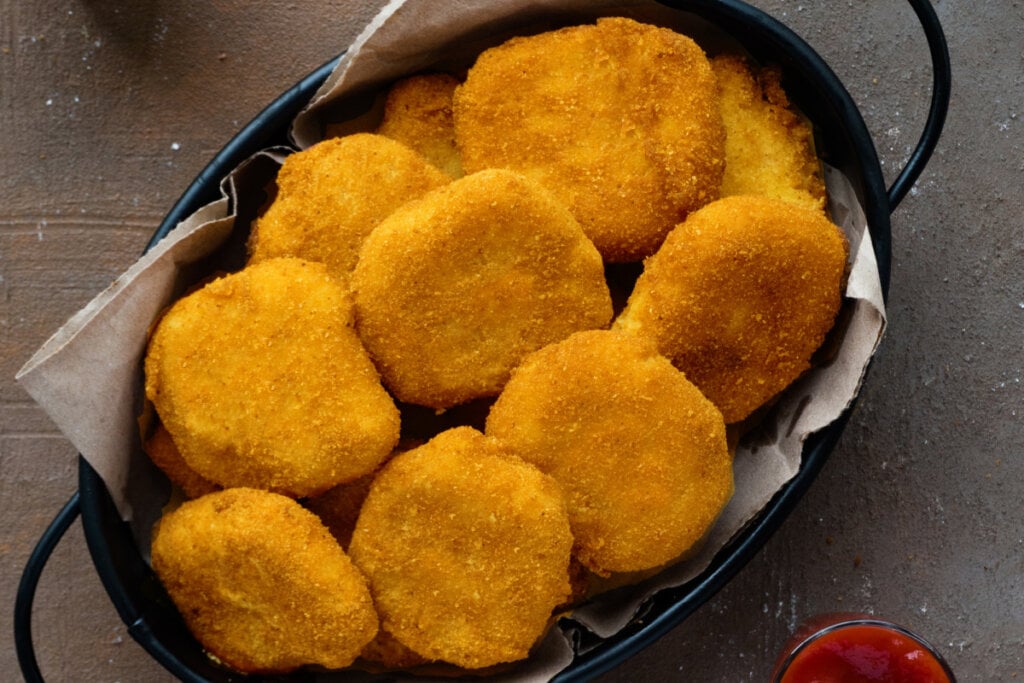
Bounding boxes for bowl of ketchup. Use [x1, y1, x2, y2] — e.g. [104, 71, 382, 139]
[772, 616, 956, 683]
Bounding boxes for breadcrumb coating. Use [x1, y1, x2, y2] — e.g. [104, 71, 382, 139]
[150, 488, 378, 674]
[351, 169, 612, 409]
[303, 471, 376, 550]
[454, 17, 726, 262]
[145, 258, 400, 497]
[248, 133, 449, 284]
[376, 73, 464, 178]
[143, 423, 219, 499]
[713, 54, 826, 212]
[348, 427, 573, 669]
[486, 330, 733, 575]
[615, 195, 848, 422]
[142, 18, 848, 678]
[358, 627, 432, 671]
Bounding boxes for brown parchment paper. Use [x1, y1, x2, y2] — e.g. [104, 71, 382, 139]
[17, 1, 886, 680]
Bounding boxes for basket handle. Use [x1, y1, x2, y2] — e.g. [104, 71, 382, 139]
[14, 492, 81, 683]
[887, 0, 951, 211]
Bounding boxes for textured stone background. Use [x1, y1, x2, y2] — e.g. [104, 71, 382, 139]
[2, 1, 1020, 681]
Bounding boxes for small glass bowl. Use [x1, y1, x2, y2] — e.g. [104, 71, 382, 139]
[771, 615, 956, 682]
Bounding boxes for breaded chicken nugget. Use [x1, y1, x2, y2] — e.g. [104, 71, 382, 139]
[348, 427, 573, 669]
[486, 330, 733, 575]
[143, 423, 219, 499]
[712, 54, 826, 212]
[454, 17, 725, 262]
[145, 258, 400, 497]
[351, 169, 612, 409]
[376, 73, 463, 178]
[359, 628, 432, 671]
[150, 488, 378, 674]
[248, 133, 449, 284]
[615, 195, 848, 423]
[303, 471, 375, 550]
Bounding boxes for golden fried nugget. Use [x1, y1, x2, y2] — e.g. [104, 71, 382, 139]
[615, 195, 849, 423]
[143, 424, 219, 499]
[351, 169, 612, 409]
[248, 133, 449, 284]
[486, 330, 733, 575]
[454, 17, 725, 262]
[376, 73, 463, 178]
[359, 628, 432, 670]
[712, 54, 826, 212]
[145, 258, 400, 497]
[150, 488, 378, 674]
[303, 471, 375, 550]
[348, 427, 573, 669]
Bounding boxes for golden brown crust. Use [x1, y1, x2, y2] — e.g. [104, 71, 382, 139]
[486, 330, 733, 574]
[376, 73, 464, 178]
[142, 20, 845, 677]
[150, 488, 378, 674]
[351, 169, 612, 409]
[143, 424, 220, 499]
[303, 471, 376, 551]
[348, 427, 573, 669]
[712, 54, 826, 212]
[145, 258, 400, 497]
[358, 627, 433, 670]
[615, 195, 849, 422]
[248, 133, 449, 284]
[454, 17, 725, 262]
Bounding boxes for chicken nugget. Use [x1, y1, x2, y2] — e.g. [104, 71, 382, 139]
[351, 169, 612, 409]
[359, 627, 432, 671]
[486, 330, 732, 575]
[454, 17, 725, 262]
[348, 427, 573, 669]
[303, 471, 375, 550]
[248, 133, 449, 284]
[712, 54, 826, 212]
[143, 423, 219, 499]
[615, 195, 849, 423]
[376, 73, 463, 178]
[150, 488, 378, 674]
[145, 258, 400, 497]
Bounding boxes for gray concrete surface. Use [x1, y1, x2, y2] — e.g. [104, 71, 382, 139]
[2, 1, 1020, 681]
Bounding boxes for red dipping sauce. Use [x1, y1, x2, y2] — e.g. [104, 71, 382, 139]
[772, 618, 955, 683]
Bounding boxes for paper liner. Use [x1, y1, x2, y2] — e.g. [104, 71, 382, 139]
[17, 1, 886, 680]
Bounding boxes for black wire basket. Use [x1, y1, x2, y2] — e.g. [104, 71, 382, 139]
[16, 1, 951, 681]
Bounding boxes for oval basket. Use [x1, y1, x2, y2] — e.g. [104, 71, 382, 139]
[17, 1, 950, 681]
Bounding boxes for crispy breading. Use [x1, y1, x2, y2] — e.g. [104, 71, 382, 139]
[145, 258, 400, 497]
[486, 330, 733, 575]
[351, 169, 612, 409]
[615, 195, 848, 423]
[303, 471, 375, 551]
[150, 488, 378, 674]
[143, 423, 219, 499]
[348, 427, 573, 669]
[247, 133, 449, 284]
[713, 54, 826, 212]
[454, 17, 725, 262]
[359, 627, 432, 671]
[376, 73, 464, 178]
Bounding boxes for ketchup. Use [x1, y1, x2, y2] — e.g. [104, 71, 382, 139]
[774, 619, 954, 683]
